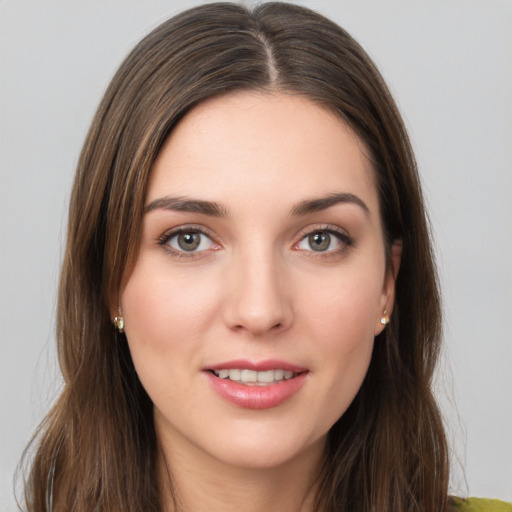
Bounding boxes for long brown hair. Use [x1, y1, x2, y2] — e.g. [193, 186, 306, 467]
[22, 3, 450, 511]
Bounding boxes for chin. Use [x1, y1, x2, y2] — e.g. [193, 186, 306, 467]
[201, 427, 327, 471]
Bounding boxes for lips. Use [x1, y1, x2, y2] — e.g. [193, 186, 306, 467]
[205, 360, 308, 409]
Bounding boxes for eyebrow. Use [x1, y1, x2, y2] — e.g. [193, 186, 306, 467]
[290, 193, 370, 217]
[144, 192, 370, 218]
[144, 196, 228, 217]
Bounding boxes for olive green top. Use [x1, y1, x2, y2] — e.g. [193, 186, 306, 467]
[453, 497, 512, 511]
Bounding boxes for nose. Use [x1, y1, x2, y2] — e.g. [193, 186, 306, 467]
[222, 249, 293, 336]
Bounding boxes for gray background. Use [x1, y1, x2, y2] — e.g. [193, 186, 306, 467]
[1, 0, 511, 509]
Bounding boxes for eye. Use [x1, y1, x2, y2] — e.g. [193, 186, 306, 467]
[296, 228, 352, 253]
[160, 228, 217, 254]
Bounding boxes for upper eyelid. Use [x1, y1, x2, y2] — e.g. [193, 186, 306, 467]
[159, 224, 217, 241]
[158, 222, 349, 236]
[294, 223, 351, 240]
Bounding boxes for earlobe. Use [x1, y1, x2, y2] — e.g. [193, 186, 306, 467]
[374, 307, 390, 336]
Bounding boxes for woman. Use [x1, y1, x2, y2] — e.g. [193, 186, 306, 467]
[20, 2, 510, 512]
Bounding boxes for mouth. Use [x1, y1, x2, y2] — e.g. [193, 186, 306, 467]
[205, 362, 309, 409]
[209, 368, 300, 386]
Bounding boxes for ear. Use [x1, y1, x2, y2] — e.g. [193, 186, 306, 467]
[374, 239, 402, 335]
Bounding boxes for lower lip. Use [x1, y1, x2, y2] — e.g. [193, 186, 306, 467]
[205, 371, 308, 409]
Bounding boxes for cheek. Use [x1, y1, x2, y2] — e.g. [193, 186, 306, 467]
[296, 263, 383, 417]
[299, 261, 384, 340]
[119, 260, 221, 417]
[316, 284, 376, 384]
[312, 297, 375, 431]
[122, 260, 216, 344]
[119, 261, 209, 386]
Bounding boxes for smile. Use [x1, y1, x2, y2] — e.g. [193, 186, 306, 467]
[211, 368, 297, 385]
[205, 361, 308, 409]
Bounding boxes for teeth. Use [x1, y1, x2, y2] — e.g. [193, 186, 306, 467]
[228, 369, 240, 381]
[212, 368, 298, 385]
[257, 370, 274, 383]
[240, 369, 257, 382]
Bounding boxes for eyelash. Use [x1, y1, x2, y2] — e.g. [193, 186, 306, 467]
[293, 224, 354, 258]
[157, 224, 354, 259]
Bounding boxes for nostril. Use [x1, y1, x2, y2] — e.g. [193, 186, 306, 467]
[230, 320, 284, 336]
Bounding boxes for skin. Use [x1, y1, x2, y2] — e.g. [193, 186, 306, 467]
[118, 92, 399, 511]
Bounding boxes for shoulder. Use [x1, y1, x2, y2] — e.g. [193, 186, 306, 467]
[452, 497, 512, 512]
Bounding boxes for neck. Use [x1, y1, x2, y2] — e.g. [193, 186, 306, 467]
[157, 431, 325, 512]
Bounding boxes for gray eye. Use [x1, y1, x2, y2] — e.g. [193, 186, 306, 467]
[308, 231, 331, 251]
[177, 232, 201, 251]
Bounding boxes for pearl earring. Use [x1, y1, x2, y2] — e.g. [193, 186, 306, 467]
[380, 310, 390, 325]
[114, 307, 125, 333]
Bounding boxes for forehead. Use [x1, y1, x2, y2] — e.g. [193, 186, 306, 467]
[147, 92, 377, 211]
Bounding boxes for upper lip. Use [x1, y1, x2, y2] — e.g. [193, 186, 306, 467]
[205, 359, 307, 373]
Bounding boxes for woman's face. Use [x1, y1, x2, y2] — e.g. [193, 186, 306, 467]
[120, 92, 396, 470]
